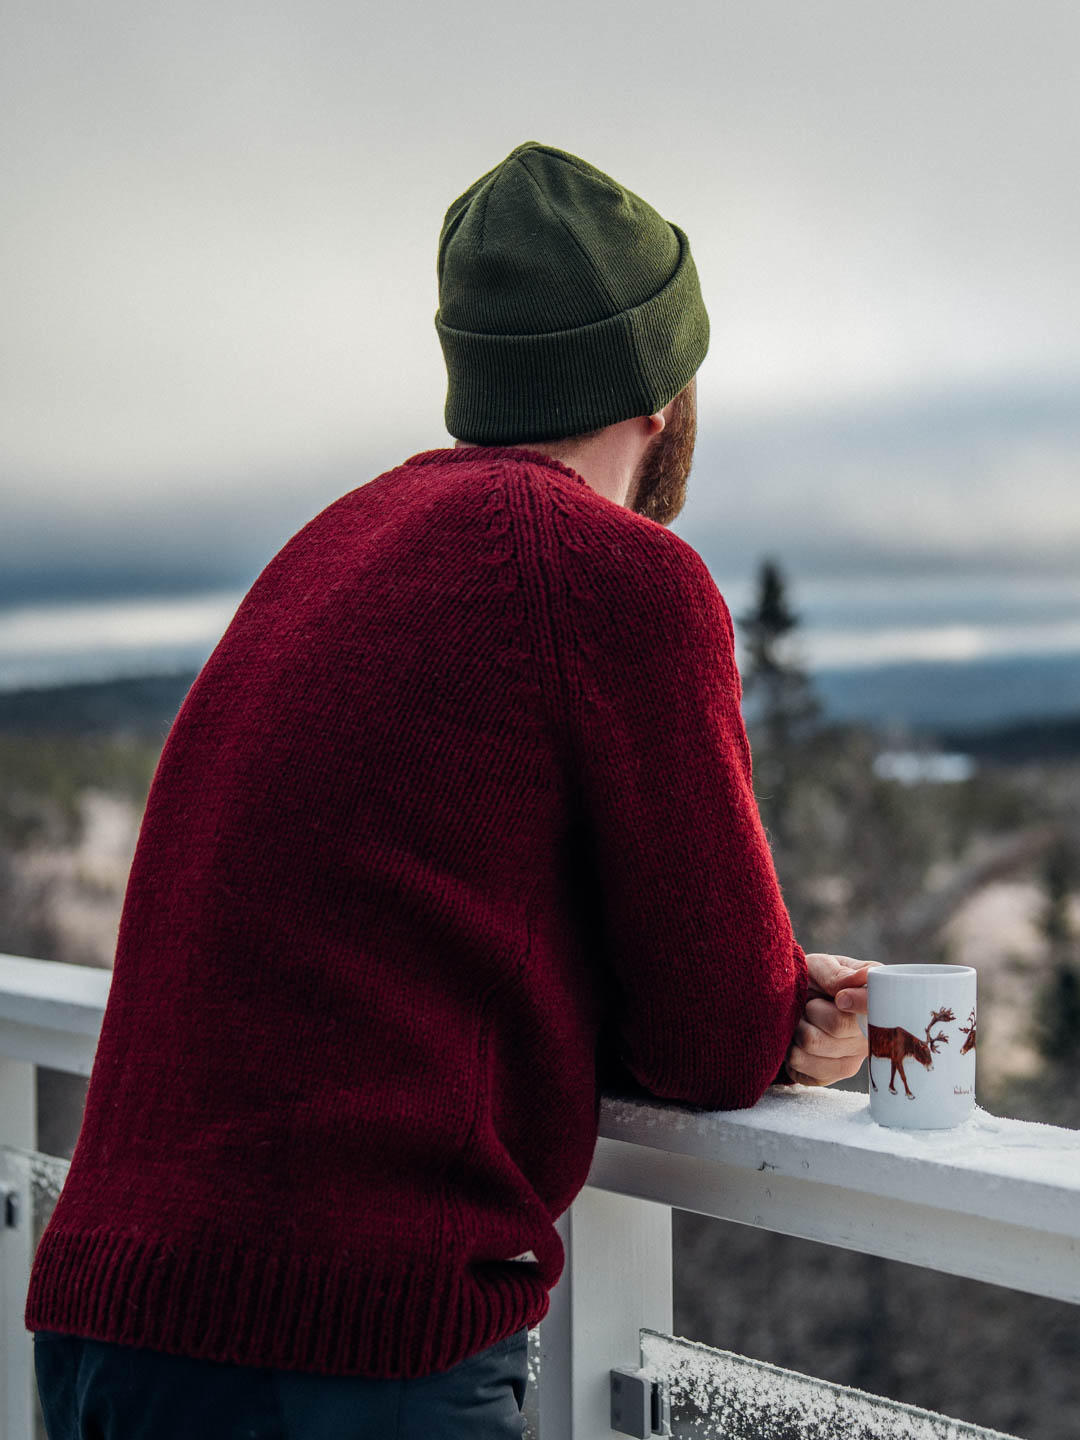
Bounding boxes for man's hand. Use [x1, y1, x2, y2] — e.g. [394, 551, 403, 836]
[783, 953, 882, 1087]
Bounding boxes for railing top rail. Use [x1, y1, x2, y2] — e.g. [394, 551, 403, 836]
[2, 952, 1078, 1243]
[598, 1087, 1080, 1234]
[0, 953, 112, 1037]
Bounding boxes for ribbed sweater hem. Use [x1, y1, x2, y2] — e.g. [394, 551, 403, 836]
[24, 1226, 549, 1379]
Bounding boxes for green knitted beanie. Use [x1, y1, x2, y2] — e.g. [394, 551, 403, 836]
[435, 141, 709, 444]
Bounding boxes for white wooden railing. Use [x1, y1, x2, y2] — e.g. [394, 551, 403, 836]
[2, 950, 1079, 1439]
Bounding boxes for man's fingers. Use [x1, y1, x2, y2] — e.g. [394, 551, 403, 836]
[805, 953, 882, 999]
[805, 996, 865, 1037]
[789, 961, 881, 1082]
[795, 1014, 867, 1059]
[819, 961, 874, 995]
[834, 985, 870, 1014]
[784, 1045, 866, 1085]
[829, 958, 885, 1010]
[788, 954, 885, 1085]
[805, 952, 859, 990]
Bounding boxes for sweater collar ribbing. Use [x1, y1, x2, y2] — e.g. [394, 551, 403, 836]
[401, 446, 588, 487]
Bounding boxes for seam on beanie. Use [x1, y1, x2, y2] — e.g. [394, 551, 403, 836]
[437, 200, 472, 280]
[537, 145, 623, 197]
[517, 150, 619, 313]
[475, 181, 493, 257]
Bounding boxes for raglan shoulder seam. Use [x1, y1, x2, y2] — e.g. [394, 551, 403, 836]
[473, 464, 546, 708]
[499, 464, 737, 791]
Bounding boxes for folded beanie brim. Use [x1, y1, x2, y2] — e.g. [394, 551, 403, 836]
[437, 224, 709, 444]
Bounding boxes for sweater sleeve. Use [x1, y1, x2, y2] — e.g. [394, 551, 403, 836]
[556, 520, 808, 1112]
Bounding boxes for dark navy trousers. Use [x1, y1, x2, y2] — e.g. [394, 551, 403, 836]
[33, 1326, 529, 1439]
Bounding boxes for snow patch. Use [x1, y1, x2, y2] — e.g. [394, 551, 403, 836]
[639, 1329, 1021, 1440]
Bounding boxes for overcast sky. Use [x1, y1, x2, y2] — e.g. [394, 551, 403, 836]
[3, 0, 1079, 600]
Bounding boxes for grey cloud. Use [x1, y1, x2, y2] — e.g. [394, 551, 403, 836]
[2, 0, 1078, 551]
[5, 382, 1078, 605]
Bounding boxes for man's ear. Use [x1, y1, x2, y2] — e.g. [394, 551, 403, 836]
[650, 391, 682, 433]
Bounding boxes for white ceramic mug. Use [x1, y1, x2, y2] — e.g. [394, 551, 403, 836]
[856, 964, 977, 1129]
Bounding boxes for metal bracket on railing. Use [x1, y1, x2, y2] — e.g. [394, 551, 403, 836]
[610, 1367, 671, 1436]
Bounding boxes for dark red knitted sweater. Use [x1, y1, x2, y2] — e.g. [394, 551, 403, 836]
[24, 446, 808, 1378]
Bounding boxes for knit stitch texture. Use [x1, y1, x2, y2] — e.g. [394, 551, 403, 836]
[24, 447, 808, 1379]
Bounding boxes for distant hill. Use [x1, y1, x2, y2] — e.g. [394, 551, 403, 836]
[2, 656, 1080, 762]
[940, 713, 1080, 763]
[814, 651, 1080, 730]
[0, 672, 197, 737]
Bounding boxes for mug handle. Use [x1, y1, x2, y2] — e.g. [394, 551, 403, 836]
[856, 1012, 868, 1038]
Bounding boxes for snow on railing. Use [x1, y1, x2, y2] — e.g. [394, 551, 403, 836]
[637, 1330, 1020, 1439]
[2, 952, 1079, 1439]
[589, 1083, 1080, 1304]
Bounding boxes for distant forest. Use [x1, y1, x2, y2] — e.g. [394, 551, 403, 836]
[3, 662, 1080, 764]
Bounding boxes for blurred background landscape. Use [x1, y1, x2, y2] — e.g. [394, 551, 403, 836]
[3, 1, 1079, 1436]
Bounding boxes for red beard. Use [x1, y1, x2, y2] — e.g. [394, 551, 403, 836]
[628, 378, 698, 527]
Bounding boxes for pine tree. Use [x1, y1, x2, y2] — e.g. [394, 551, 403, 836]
[738, 559, 821, 847]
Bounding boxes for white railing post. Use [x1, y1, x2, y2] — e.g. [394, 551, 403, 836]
[0, 1056, 36, 1440]
[0, 949, 109, 1440]
[0, 1056, 35, 1150]
[539, 1187, 672, 1439]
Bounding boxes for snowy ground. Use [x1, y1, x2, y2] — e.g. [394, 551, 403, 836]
[14, 789, 140, 968]
[944, 880, 1080, 1088]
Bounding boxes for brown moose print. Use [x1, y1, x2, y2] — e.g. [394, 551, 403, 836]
[868, 1007, 955, 1099]
[959, 1008, 977, 1054]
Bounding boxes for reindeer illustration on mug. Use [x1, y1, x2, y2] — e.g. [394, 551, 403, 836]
[860, 964, 977, 1129]
[959, 1008, 977, 1054]
[868, 1006, 955, 1099]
